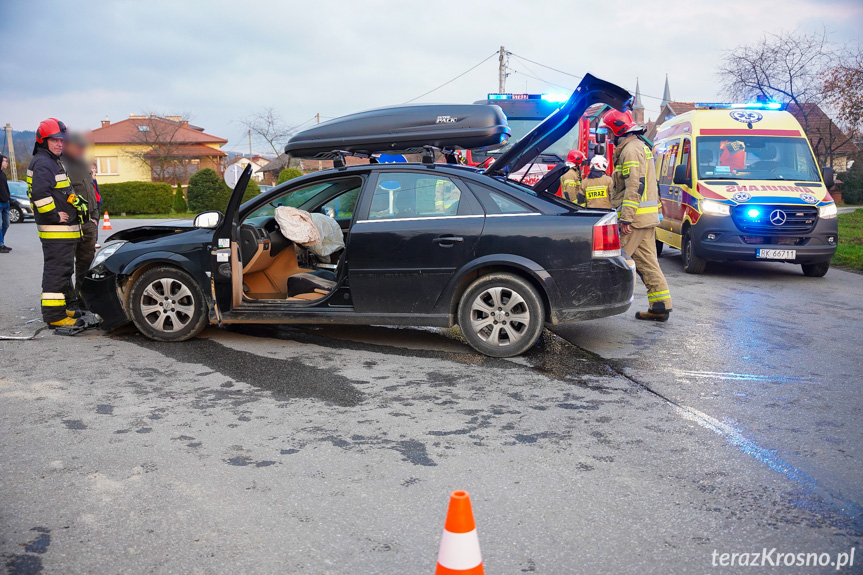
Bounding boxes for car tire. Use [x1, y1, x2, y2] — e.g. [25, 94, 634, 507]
[801, 262, 830, 277]
[9, 206, 22, 224]
[129, 266, 208, 342]
[457, 272, 544, 358]
[682, 229, 707, 274]
[655, 238, 664, 257]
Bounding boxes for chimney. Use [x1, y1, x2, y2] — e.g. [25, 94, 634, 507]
[180, 120, 189, 128]
[101, 116, 111, 128]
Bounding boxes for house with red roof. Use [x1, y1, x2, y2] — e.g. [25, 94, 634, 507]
[88, 115, 228, 184]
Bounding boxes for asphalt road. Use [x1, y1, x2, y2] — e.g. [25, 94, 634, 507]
[1, 219, 861, 574]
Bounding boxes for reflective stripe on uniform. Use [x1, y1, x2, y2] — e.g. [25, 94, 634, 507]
[55, 174, 67, 182]
[37, 201, 56, 213]
[636, 199, 659, 215]
[648, 290, 670, 301]
[54, 179, 71, 189]
[37, 223, 82, 240]
[34, 196, 54, 207]
[41, 292, 66, 306]
[622, 200, 639, 208]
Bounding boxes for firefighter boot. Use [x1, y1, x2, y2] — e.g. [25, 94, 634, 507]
[635, 301, 671, 322]
[66, 309, 83, 319]
[49, 316, 86, 335]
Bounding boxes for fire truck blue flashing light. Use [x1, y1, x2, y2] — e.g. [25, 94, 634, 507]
[540, 93, 569, 103]
[694, 102, 785, 111]
[747, 208, 761, 219]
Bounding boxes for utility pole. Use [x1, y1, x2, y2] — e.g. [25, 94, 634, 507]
[498, 46, 508, 93]
[248, 129, 252, 158]
[316, 113, 321, 172]
[4, 124, 18, 180]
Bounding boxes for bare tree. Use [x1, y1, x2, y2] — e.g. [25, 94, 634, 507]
[823, 43, 863, 142]
[241, 108, 295, 168]
[716, 29, 857, 167]
[125, 112, 198, 183]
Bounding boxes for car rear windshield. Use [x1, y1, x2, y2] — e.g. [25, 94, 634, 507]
[696, 136, 820, 182]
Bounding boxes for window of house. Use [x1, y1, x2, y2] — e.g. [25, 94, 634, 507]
[95, 157, 119, 176]
[137, 125, 149, 132]
[367, 173, 463, 220]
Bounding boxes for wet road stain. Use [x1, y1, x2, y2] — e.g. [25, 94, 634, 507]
[225, 455, 277, 467]
[3, 528, 51, 575]
[128, 336, 364, 407]
[95, 404, 113, 415]
[61, 420, 86, 430]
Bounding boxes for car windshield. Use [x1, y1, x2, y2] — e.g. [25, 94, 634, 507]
[8, 181, 28, 196]
[245, 182, 331, 218]
[696, 136, 821, 182]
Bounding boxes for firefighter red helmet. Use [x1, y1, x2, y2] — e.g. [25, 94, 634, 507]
[602, 109, 636, 137]
[36, 118, 68, 144]
[566, 149, 585, 165]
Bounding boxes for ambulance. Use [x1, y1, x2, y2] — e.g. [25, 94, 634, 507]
[652, 103, 838, 276]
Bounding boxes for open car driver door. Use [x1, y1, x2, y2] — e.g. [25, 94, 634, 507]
[211, 164, 252, 319]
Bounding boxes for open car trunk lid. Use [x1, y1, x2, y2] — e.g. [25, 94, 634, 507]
[484, 73, 631, 178]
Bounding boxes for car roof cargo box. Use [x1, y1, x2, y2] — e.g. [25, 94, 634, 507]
[284, 104, 511, 160]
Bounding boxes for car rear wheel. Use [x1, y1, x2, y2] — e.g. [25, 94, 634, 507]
[129, 266, 208, 342]
[801, 262, 830, 277]
[457, 273, 544, 358]
[682, 229, 707, 274]
[9, 206, 22, 224]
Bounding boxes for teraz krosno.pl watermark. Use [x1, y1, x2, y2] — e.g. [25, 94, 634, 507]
[711, 547, 856, 569]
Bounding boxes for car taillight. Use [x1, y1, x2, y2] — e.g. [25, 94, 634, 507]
[592, 212, 621, 258]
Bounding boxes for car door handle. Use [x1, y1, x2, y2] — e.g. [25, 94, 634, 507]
[433, 235, 464, 245]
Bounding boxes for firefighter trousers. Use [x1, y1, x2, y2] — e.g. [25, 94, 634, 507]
[620, 226, 672, 310]
[74, 220, 98, 297]
[41, 240, 77, 323]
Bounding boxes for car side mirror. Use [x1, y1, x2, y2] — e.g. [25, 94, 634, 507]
[821, 166, 835, 189]
[673, 164, 691, 187]
[194, 211, 223, 229]
[595, 144, 606, 156]
[595, 132, 606, 144]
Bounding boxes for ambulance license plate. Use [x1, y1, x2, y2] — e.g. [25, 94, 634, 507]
[757, 249, 796, 260]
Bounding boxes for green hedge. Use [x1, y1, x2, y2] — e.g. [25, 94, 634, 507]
[99, 181, 174, 215]
[840, 171, 863, 205]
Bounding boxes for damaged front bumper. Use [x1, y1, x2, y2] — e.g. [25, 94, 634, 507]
[80, 271, 130, 331]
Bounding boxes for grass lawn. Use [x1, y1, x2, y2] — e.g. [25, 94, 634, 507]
[835, 210, 863, 271]
[110, 213, 192, 219]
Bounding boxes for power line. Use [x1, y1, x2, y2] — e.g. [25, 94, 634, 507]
[403, 52, 498, 104]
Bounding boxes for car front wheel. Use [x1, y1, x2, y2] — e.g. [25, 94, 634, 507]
[129, 266, 208, 342]
[457, 273, 544, 358]
[9, 206, 22, 224]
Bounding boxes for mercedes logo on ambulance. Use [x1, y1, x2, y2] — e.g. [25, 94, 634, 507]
[769, 210, 787, 226]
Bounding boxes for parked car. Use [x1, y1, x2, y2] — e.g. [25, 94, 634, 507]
[8, 181, 34, 223]
[82, 74, 635, 357]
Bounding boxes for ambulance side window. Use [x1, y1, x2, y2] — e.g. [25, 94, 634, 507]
[680, 139, 692, 183]
[659, 141, 680, 186]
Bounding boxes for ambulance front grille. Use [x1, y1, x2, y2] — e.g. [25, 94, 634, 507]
[731, 205, 818, 234]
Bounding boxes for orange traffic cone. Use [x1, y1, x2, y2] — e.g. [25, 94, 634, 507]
[436, 491, 484, 575]
[102, 211, 112, 230]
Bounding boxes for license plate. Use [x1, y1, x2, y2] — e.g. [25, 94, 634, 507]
[757, 249, 796, 260]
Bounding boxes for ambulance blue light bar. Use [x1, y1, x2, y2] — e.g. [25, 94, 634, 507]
[694, 102, 785, 111]
[487, 93, 569, 103]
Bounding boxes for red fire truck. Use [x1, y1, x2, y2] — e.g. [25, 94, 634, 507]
[460, 93, 614, 194]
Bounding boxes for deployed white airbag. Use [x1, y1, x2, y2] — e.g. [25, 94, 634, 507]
[274, 206, 321, 246]
[309, 212, 345, 259]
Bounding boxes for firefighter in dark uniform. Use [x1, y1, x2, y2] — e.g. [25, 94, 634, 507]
[26, 118, 87, 329]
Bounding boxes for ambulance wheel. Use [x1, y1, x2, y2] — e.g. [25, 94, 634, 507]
[129, 266, 208, 342]
[458, 273, 544, 358]
[682, 230, 707, 274]
[655, 239, 664, 257]
[801, 262, 830, 277]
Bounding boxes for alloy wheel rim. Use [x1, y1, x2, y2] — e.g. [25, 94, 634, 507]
[140, 277, 195, 332]
[469, 286, 531, 347]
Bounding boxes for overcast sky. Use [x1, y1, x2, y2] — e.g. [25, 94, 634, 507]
[1, 0, 861, 156]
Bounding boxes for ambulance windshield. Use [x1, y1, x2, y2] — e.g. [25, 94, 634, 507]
[696, 136, 820, 182]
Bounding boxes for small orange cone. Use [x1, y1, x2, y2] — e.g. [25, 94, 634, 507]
[436, 491, 484, 574]
[102, 211, 112, 230]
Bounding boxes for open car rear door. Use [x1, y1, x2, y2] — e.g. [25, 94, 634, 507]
[484, 73, 631, 179]
[211, 164, 252, 317]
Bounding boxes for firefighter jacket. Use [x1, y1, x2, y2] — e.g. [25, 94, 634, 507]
[560, 167, 582, 203]
[26, 148, 82, 242]
[578, 169, 614, 209]
[611, 133, 660, 228]
[64, 155, 99, 220]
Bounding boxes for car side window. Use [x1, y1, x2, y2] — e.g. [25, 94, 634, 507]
[488, 191, 532, 213]
[367, 173, 462, 220]
[465, 181, 533, 215]
[658, 141, 680, 186]
[319, 186, 360, 220]
[247, 182, 330, 218]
